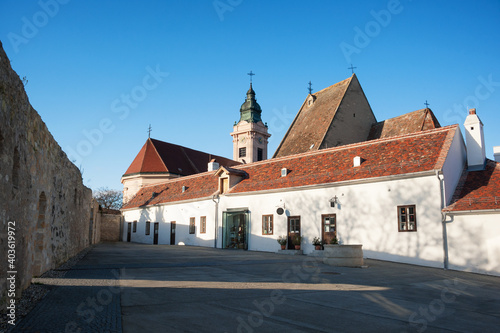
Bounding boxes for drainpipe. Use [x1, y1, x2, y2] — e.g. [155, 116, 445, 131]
[436, 170, 448, 269]
[212, 193, 220, 249]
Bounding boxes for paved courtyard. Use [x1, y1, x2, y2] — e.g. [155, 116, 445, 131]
[11, 242, 500, 332]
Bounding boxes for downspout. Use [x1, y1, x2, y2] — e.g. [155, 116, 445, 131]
[436, 170, 448, 269]
[212, 193, 220, 249]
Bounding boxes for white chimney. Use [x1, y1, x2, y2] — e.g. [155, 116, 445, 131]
[464, 108, 486, 170]
[494, 146, 500, 163]
[208, 159, 219, 172]
[353, 156, 362, 167]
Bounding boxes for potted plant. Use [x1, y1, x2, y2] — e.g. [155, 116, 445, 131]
[312, 237, 322, 250]
[277, 235, 287, 250]
[292, 234, 302, 250]
[329, 236, 339, 245]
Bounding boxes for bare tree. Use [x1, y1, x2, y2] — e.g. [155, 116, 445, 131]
[93, 187, 123, 210]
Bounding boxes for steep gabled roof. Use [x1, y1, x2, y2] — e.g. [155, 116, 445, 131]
[123, 125, 458, 209]
[123, 138, 240, 177]
[444, 159, 500, 212]
[368, 108, 441, 140]
[274, 75, 349, 157]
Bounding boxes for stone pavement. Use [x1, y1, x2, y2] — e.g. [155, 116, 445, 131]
[9, 242, 500, 332]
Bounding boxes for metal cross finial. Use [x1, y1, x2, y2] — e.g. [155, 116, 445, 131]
[247, 70, 255, 83]
[308, 81, 313, 94]
[424, 100, 430, 108]
[147, 124, 152, 138]
[348, 64, 357, 74]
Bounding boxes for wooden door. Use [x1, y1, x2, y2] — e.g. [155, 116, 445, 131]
[127, 223, 131, 242]
[287, 216, 301, 249]
[170, 221, 176, 245]
[322, 214, 336, 245]
[153, 222, 159, 245]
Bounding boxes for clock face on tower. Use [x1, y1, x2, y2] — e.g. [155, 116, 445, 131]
[258, 137, 263, 144]
[240, 136, 246, 143]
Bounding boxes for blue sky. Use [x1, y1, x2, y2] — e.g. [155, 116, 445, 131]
[1, 0, 499, 192]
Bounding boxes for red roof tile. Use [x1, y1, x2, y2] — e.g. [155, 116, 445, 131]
[368, 108, 441, 140]
[444, 159, 500, 212]
[122, 171, 218, 209]
[123, 126, 458, 209]
[123, 138, 239, 177]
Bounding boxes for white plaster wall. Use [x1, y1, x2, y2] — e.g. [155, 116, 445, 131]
[447, 213, 500, 276]
[220, 174, 444, 267]
[123, 174, 446, 269]
[122, 199, 216, 247]
[442, 128, 467, 205]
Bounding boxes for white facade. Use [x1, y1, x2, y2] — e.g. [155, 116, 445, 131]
[123, 172, 448, 268]
[446, 212, 500, 276]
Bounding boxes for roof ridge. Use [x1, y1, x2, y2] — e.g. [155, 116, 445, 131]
[238, 124, 459, 170]
[312, 76, 352, 96]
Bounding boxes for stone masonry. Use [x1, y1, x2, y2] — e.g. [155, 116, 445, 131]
[0, 41, 95, 311]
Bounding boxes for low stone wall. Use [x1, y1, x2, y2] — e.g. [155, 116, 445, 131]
[101, 209, 122, 242]
[322, 244, 364, 267]
[0, 41, 94, 310]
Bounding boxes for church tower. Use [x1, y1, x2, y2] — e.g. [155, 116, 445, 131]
[231, 82, 270, 163]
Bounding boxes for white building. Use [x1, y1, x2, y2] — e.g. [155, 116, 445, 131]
[121, 76, 500, 276]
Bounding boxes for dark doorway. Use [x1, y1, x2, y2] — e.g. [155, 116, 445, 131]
[127, 223, 131, 242]
[153, 222, 159, 244]
[222, 210, 249, 250]
[287, 216, 301, 249]
[170, 221, 176, 245]
[322, 214, 336, 245]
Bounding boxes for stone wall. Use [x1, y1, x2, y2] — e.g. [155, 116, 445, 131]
[0, 41, 94, 310]
[100, 209, 122, 242]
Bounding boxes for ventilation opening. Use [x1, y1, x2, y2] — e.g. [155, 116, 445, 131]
[281, 168, 288, 177]
[12, 148, 20, 188]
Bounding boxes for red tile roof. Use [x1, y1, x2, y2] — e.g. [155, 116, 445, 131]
[123, 126, 458, 210]
[123, 138, 240, 177]
[122, 171, 218, 209]
[368, 108, 441, 140]
[444, 159, 500, 212]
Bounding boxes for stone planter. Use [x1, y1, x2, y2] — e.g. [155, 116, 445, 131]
[323, 244, 363, 267]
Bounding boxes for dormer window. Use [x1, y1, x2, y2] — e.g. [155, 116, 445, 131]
[307, 95, 316, 107]
[220, 178, 229, 194]
[215, 166, 247, 194]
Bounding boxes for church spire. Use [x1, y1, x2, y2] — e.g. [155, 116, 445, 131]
[239, 82, 262, 123]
